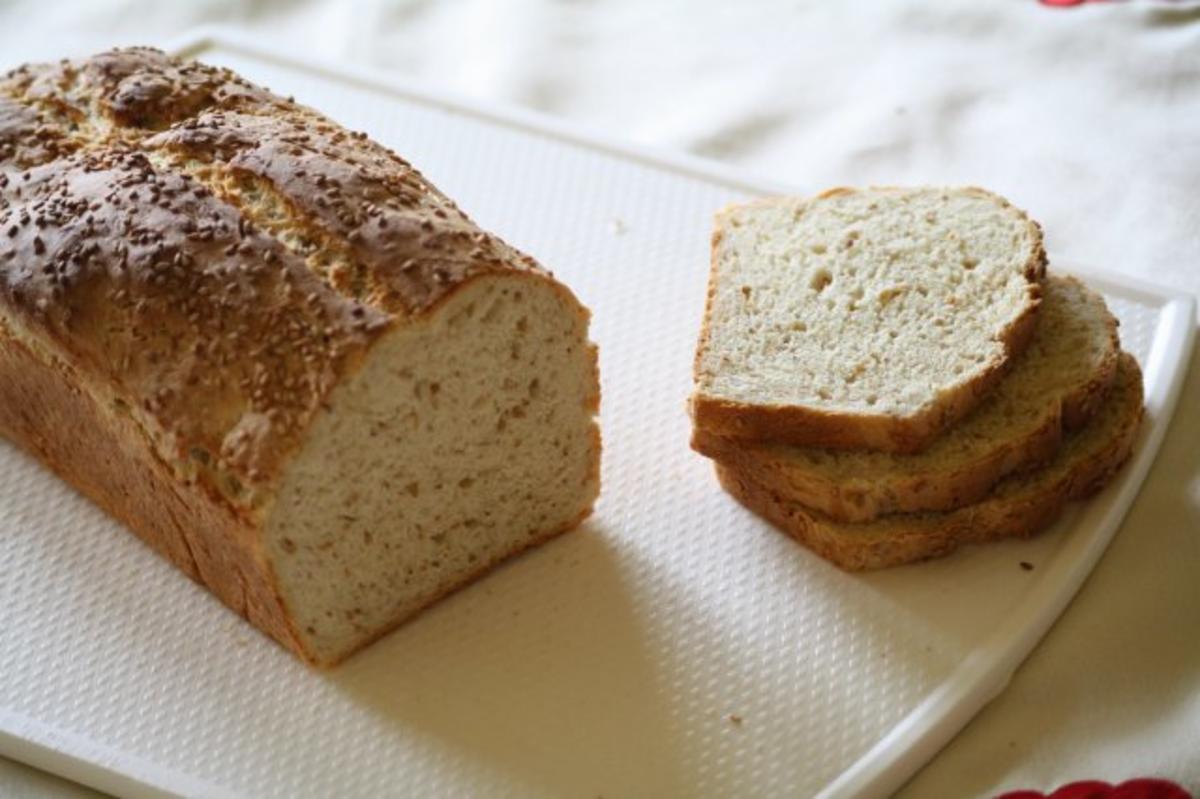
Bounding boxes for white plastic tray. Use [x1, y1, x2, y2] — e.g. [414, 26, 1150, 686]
[0, 30, 1194, 799]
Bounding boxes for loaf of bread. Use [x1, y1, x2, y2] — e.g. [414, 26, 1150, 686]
[694, 276, 1120, 522]
[692, 187, 1047, 453]
[0, 49, 600, 665]
[716, 353, 1143, 571]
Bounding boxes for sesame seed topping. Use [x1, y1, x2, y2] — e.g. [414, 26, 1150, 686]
[0, 46, 545, 496]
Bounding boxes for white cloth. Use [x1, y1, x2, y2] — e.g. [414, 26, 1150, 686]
[1, 1, 1198, 795]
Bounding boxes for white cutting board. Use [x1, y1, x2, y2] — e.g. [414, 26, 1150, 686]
[0, 30, 1193, 799]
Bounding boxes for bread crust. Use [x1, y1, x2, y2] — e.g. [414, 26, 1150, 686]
[693, 407, 1062, 521]
[0, 48, 559, 502]
[714, 354, 1143, 570]
[0, 315, 304, 655]
[691, 186, 1048, 454]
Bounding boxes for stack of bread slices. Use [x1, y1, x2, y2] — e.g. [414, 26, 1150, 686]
[691, 187, 1144, 570]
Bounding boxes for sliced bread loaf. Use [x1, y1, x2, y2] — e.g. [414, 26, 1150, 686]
[0, 50, 601, 666]
[694, 276, 1119, 521]
[715, 353, 1143, 571]
[692, 187, 1047, 453]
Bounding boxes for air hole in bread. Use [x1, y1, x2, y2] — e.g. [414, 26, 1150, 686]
[810, 268, 833, 292]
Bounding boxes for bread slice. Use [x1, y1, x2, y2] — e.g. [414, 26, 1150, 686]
[715, 353, 1143, 571]
[694, 276, 1119, 522]
[692, 187, 1047, 453]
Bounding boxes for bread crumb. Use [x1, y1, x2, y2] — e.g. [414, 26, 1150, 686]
[1020, 561, 1034, 571]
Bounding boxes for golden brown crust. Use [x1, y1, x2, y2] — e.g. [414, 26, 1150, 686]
[0, 148, 389, 503]
[0, 316, 302, 654]
[0, 48, 551, 502]
[0, 95, 77, 167]
[691, 186, 1049, 454]
[2, 47, 279, 133]
[144, 107, 542, 315]
[718, 462, 1049, 570]
[693, 409, 1064, 522]
[713, 354, 1143, 571]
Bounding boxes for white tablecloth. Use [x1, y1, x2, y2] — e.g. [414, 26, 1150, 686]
[2, 1, 1198, 796]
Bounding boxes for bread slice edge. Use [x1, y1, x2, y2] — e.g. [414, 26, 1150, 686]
[714, 353, 1143, 570]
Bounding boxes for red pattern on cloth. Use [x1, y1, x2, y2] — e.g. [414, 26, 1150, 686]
[997, 778, 1192, 799]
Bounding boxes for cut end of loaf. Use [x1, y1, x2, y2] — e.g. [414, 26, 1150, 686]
[263, 274, 600, 666]
[693, 186, 1046, 452]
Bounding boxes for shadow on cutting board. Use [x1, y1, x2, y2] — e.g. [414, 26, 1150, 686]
[330, 521, 687, 797]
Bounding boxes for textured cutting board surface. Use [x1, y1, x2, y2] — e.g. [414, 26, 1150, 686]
[0, 35, 1192, 799]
